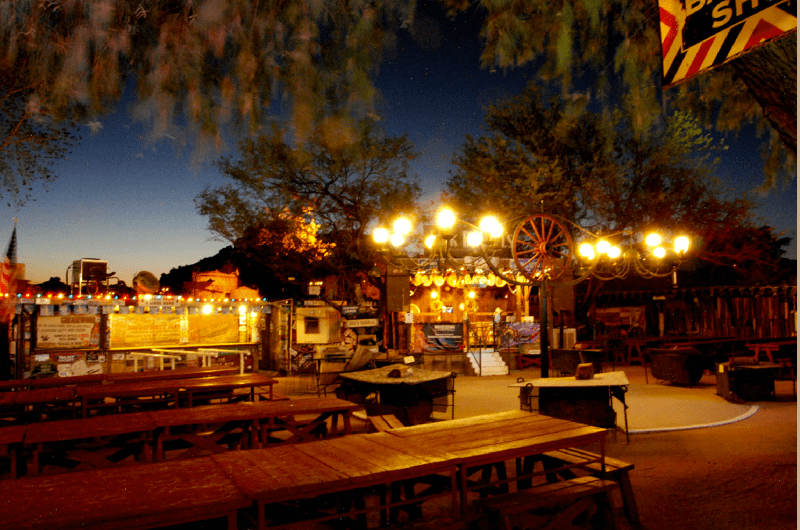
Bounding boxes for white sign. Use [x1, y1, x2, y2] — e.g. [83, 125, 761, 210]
[344, 318, 379, 328]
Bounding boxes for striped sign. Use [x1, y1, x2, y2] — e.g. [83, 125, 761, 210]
[659, 0, 796, 88]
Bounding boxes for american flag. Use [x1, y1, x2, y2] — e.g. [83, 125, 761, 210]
[0, 222, 16, 296]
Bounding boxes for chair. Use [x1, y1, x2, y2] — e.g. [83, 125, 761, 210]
[606, 330, 628, 367]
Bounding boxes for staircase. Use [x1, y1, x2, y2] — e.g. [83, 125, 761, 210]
[466, 350, 509, 376]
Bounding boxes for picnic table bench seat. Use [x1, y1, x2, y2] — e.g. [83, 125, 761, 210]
[530, 447, 640, 527]
[470, 476, 619, 530]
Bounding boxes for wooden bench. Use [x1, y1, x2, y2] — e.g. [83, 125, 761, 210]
[368, 413, 405, 431]
[470, 476, 619, 530]
[537, 447, 640, 527]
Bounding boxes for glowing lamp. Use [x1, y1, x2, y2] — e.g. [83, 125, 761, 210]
[373, 227, 389, 244]
[579, 243, 596, 260]
[389, 232, 405, 247]
[652, 247, 667, 258]
[393, 216, 412, 236]
[424, 234, 437, 249]
[645, 233, 662, 247]
[596, 240, 611, 255]
[436, 207, 456, 231]
[466, 231, 483, 247]
[675, 236, 690, 254]
[607, 246, 622, 259]
[479, 216, 504, 239]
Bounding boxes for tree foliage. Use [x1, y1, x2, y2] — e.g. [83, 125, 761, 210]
[0, 65, 78, 206]
[195, 121, 420, 292]
[3, 0, 792, 189]
[446, 83, 779, 276]
[0, 0, 413, 151]
[439, 0, 795, 188]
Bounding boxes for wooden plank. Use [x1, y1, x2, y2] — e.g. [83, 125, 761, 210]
[147, 397, 357, 427]
[295, 438, 392, 484]
[105, 365, 238, 383]
[29, 374, 106, 389]
[1, 457, 248, 530]
[25, 413, 156, 444]
[359, 431, 456, 465]
[212, 446, 351, 501]
[0, 424, 26, 446]
[389, 410, 531, 436]
[447, 426, 605, 465]
[389, 413, 569, 446]
[325, 435, 440, 474]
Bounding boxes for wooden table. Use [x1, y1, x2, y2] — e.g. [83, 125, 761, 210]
[0, 411, 608, 529]
[76, 379, 181, 417]
[386, 409, 608, 516]
[510, 371, 630, 442]
[1, 386, 79, 421]
[0, 378, 32, 391]
[24, 412, 157, 475]
[149, 397, 359, 461]
[212, 433, 459, 530]
[29, 373, 106, 389]
[178, 373, 277, 406]
[76, 373, 277, 416]
[0, 396, 358, 477]
[105, 365, 238, 382]
[0, 457, 249, 530]
[745, 339, 797, 363]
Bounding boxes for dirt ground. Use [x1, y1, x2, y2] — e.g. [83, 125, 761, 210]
[607, 386, 796, 529]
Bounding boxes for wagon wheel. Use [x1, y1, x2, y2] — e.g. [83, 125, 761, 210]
[512, 214, 574, 281]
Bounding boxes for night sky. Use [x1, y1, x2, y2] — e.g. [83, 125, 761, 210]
[2, 1, 795, 287]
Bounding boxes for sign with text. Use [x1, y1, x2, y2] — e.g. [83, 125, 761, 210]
[36, 315, 101, 350]
[659, 0, 796, 88]
[344, 318, 380, 328]
[417, 323, 464, 352]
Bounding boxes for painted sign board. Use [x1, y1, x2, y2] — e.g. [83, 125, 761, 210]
[659, 0, 796, 88]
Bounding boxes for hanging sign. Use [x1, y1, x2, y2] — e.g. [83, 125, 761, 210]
[659, 0, 796, 88]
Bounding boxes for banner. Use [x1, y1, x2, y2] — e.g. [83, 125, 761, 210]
[416, 323, 464, 352]
[659, 0, 796, 88]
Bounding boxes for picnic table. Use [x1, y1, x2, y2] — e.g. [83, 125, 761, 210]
[1, 396, 358, 478]
[104, 365, 238, 383]
[1, 457, 249, 530]
[745, 339, 797, 363]
[24, 412, 157, 475]
[0, 410, 610, 529]
[214, 433, 459, 529]
[76, 373, 277, 416]
[0, 386, 80, 422]
[149, 397, 359, 461]
[385, 409, 608, 517]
